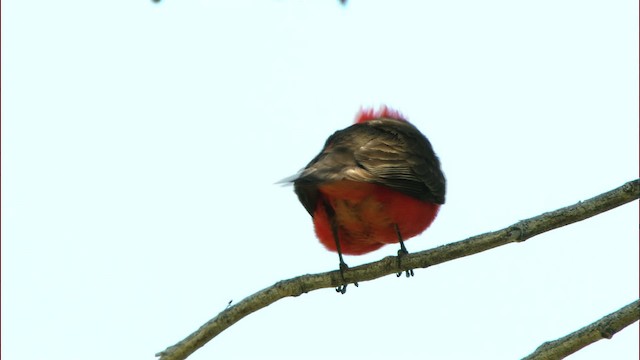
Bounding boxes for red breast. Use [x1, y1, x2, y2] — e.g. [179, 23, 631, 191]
[312, 180, 440, 255]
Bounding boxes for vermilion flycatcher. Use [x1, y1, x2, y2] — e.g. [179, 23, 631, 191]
[291, 106, 446, 293]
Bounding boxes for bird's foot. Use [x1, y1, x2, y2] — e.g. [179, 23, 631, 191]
[396, 248, 414, 278]
[336, 262, 359, 294]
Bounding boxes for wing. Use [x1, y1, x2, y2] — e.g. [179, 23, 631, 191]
[293, 118, 446, 215]
[353, 118, 446, 204]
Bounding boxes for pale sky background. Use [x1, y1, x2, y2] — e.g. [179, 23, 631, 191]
[2, 1, 638, 359]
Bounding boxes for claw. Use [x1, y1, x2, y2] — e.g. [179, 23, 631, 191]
[396, 248, 414, 277]
[336, 261, 358, 294]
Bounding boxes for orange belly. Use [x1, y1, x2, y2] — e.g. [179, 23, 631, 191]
[312, 180, 440, 255]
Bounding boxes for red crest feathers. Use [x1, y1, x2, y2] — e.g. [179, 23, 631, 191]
[354, 105, 406, 124]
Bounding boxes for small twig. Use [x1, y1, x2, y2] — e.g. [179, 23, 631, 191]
[156, 179, 639, 360]
[522, 299, 640, 360]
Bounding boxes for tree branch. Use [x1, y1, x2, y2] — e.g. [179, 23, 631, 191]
[522, 299, 640, 360]
[156, 178, 639, 360]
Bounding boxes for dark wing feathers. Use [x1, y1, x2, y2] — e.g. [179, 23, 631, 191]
[293, 118, 446, 215]
[353, 120, 445, 204]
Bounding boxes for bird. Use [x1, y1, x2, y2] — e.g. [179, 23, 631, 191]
[290, 106, 446, 293]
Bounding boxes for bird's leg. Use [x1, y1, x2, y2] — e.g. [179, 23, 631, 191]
[332, 223, 360, 294]
[394, 224, 414, 278]
[324, 200, 358, 294]
[335, 248, 350, 294]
